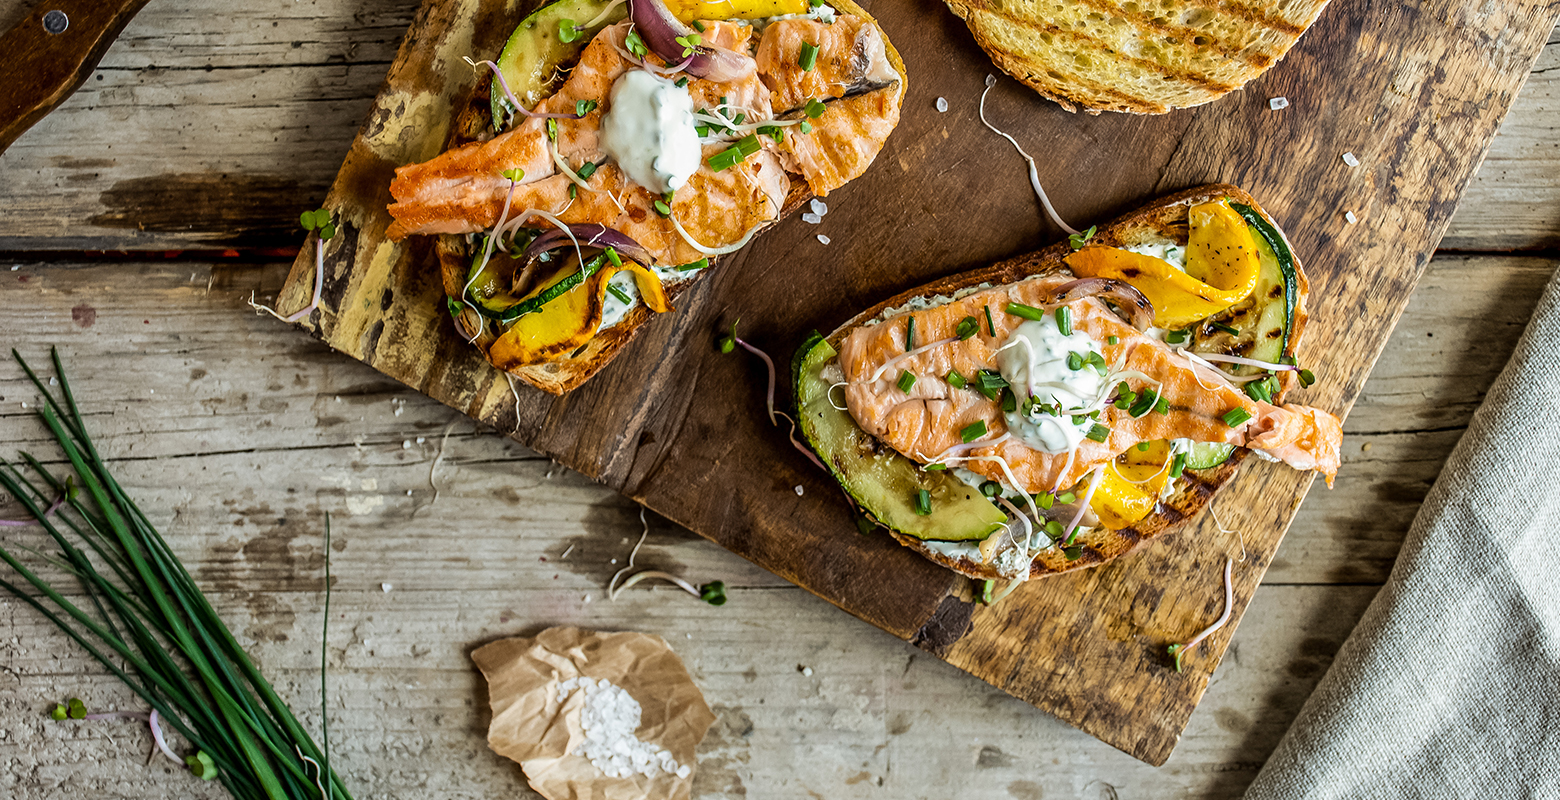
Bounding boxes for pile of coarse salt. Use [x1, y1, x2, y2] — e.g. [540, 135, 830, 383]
[558, 676, 691, 781]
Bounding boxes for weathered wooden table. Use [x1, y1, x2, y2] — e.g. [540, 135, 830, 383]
[0, 0, 1556, 795]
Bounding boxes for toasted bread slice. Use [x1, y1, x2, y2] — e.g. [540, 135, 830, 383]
[818, 183, 1308, 579]
[945, 0, 1332, 114]
[435, 0, 907, 395]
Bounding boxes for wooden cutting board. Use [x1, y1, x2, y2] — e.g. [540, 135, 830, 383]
[273, 0, 1560, 764]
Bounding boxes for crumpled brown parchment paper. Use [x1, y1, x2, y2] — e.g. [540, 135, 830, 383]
[471, 626, 716, 800]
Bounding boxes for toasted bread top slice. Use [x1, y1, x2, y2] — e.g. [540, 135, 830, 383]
[946, 0, 1333, 114]
[821, 183, 1308, 580]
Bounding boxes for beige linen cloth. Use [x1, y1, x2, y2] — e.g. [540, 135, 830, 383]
[1244, 273, 1560, 798]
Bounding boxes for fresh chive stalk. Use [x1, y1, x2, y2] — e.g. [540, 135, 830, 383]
[0, 349, 350, 800]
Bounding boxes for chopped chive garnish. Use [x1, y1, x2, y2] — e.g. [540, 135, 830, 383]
[559, 18, 579, 42]
[799, 42, 819, 72]
[1298, 368, 1316, 387]
[1168, 452, 1187, 481]
[914, 489, 932, 516]
[1222, 407, 1253, 427]
[757, 124, 784, 142]
[569, 184, 577, 199]
[1129, 390, 1160, 417]
[956, 315, 980, 340]
[979, 580, 994, 604]
[707, 146, 745, 171]
[925, 463, 948, 471]
[1166, 328, 1189, 344]
[692, 19, 705, 31]
[1000, 388, 1017, 413]
[605, 247, 622, 267]
[1006, 302, 1045, 321]
[976, 370, 1008, 390]
[946, 370, 967, 389]
[1155, 396, 1169, 414]
[804, 98, 827, 118]
[961, 420, 988, 443]
[1085, 424, 1111, 443]
[1056, 306, 1073, 336]
[905, 316, 916, 350]
[1212, 321, 1240, 335]
[1137, 441, 1151, 451]
[678, 258, 709, 271]
[897, 370, 917, 393]
[1244, 378, 1273, 403]
[732, 113, 746, 126]
[607, 283, 632, 304]
[1107, 335, 1119, 345]
[984, 305, 996, 336]
[980, 481, 1001, 498]
[800, 120, 813, 134]
[576, 161, 598, 180]
[1066, 352, 1084, 371]
[676, 77, 690, 88]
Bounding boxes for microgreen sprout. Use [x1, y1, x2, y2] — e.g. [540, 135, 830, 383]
[625, 27, 648, 58]
[675, 32, 702, 57]
[1168, 558, 1235, 672]
[1068, 225, 1097, 250]
[49, 703, 67, 720]
[248, 207, 336, 324]
[575, 99, 598, 117]
[699, 581, 727, 606]
[718, 319, 739, 353]
[187, 750, 218, 781]
[609, 509, 729, 606]
[559, 18, 580, 43]
[804, 98, 827, 119]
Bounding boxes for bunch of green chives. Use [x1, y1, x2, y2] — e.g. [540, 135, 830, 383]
[0, 349, 349, 800]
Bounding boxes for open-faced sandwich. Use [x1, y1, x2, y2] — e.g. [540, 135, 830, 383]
[795, 184, 1342, 584]
[385, 0, 906, 394]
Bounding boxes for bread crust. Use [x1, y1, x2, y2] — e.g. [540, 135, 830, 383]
[434, 0, 907, 395]
[945, 0, 1334, 114]
[822, 183, 1308, 579]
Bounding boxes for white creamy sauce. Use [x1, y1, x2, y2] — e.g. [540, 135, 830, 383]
[755, 3, 838, 28]
[1125, 241, 1186, 271]
[996, 317, 1104, 454]
[599, 270, 641, 331]
[951, 466, 993, 494]
[599, 70, 700, 195]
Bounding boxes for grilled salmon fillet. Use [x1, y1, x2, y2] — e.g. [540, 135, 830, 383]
[837, 276, 1342, 494]
[386, 17, 902, 261]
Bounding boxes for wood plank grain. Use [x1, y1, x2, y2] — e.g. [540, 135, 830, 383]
[0, 253, 1543, 795]
[0, 1, 1555, 252]
[272, 0, 1559, 763]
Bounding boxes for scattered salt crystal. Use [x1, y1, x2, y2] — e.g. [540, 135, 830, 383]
[9, 266, 18, 271]
[1269, 97, 1289, 111]
[794, 485, 804, 496]
[402, 440, 411, 449]
[381, 583, 392, 593]
[802, 666, 814, 676]
[149, 389, 154, 395]
[817, 234, 831, 245]
[935, 97, 948, 113]
[610, 558, 618, 564]
[583, 594, 592, 603]
[557, 677, 688, 780]
[1341, 152, 1359, 167]
[20, 402, 27, 409]
[416, 437, 426, 444]
[48, 378, 56, 386]
[1345, 211, 1358, 224]
[801, 212, 822, 224]
[334, 396, 341, 403]
[406, 490, 413, 496]
[809, 199, 827, 217]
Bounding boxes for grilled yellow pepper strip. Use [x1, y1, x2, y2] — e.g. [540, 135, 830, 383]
[1090, 440, 1173, 530]
[489, 264, 671, 369]
[666, 0, 806, 22]
[1065, 199, 1261, 329]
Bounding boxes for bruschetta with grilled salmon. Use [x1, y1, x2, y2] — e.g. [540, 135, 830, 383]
[795, 184, 1342, 584]
[386, 0, 906, 394]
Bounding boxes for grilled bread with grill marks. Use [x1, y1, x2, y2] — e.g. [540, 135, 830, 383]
[945, 0, 1333, 114]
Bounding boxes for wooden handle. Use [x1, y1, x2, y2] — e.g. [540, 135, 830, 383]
[0, 0, 153, 154]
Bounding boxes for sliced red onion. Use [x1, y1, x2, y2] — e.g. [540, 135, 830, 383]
[522, 224, 654, 267]
[1047, 278, 1154, 331]
[628, 0, 756, 82]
